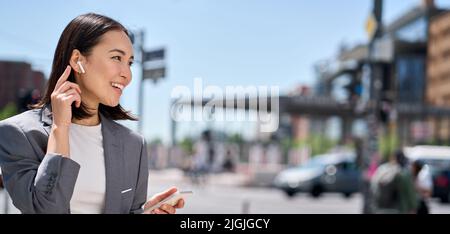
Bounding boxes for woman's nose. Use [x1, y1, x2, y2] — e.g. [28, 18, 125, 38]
[120, 66, 132, 83]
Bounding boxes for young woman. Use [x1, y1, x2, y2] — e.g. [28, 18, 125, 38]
[0, 13, 184, 214]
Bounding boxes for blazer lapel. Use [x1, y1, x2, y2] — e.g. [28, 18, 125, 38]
[40, 104, 53, 135]
[100, 113, 124, 214]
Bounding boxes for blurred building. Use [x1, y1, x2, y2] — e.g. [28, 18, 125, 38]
[314, 0, 450, 146]
[428, 11, 450, 107]
[173, 0, 450, 156]
[0, 60, 46, 111]
[427, 10, 450, 142]
[287, 85, 312, 142]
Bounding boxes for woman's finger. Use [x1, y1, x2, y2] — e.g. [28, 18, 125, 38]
[63, 92, 81, 108]
[54, 65, 72, 90]
[63, 88, 78, 96]
[154, 208, 169, 214]
[175, 199, 185, 209]
[58, 81, 81, 94]
[64, 89, 81, 107]
[73, 92, 81, 108]
[57, 81, 81, 95]
[160, 204, 176, 214]
[153, 187, 178, 202]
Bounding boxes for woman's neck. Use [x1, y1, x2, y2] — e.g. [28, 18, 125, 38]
[72, 101, 100, 126]
[72, 114, 100, 126]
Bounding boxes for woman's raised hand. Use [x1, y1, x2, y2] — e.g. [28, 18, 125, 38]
[50, 65, 82, 127]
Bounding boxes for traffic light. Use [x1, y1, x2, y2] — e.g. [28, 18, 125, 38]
[378, 98, 392, 124]
[344, 81, 362, 103]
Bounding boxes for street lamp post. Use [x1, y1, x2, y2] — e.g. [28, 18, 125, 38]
[362, 0, 383, 214]
[134, 29, 166, 135]
[138, 30, 145, 134]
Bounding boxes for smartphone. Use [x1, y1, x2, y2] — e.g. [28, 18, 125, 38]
[144, 190, 193, 213]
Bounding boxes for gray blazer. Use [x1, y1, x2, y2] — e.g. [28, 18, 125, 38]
[0, 105, 148, 214]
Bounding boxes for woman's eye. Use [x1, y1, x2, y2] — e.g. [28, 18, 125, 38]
[129, 61, 134, 67]
[112, 56, 121, 61]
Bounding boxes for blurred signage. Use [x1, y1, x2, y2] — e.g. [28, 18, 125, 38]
[143, 67, 166, 81]
[365, 13, 378, 40]
[143, 48, 165, 62]
[143, 48, 166, 81]
[373, 37, 393, 62]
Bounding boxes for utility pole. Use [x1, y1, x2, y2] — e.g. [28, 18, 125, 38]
[362, 0, 383, 214]
[138, 30, 145, 134]
[135, 29, 166, 135]
[171, 99, 177, 146]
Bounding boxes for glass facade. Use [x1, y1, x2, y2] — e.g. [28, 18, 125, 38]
[396, 55, 425, 103]
[394, 16, 427, 43]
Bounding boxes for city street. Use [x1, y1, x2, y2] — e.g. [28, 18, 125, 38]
[3, 0, 450, 222]
[147, 169, 450, 214]
[1, 169, 450, 214]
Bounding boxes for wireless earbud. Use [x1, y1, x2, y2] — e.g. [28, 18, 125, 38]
[77, 61, 86, 74]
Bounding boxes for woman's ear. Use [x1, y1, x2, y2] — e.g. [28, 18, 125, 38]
[69, 49, 84, 74]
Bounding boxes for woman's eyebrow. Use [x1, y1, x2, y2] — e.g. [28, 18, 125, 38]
[108, 49, 134, 59]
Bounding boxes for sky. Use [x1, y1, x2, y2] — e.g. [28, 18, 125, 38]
[1, 0, 450, 143]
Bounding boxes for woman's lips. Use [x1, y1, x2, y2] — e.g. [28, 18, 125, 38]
[111, 82, 124, 95]
[112, 85, 122, 95]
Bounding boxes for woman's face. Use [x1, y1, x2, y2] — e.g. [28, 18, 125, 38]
[77, 30, 134, 108]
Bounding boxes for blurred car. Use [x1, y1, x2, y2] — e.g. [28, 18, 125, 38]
[404, 145, 450, 203]
[273, 152, 361, 198]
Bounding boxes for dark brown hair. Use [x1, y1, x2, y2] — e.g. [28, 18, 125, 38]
[32, 13, 137, 121]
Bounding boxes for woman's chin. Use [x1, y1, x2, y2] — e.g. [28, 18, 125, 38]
[102, 100, 120, 107]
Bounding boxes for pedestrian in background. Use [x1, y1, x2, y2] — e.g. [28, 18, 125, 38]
[371, 150, 417, 214]
[411, 160, 433, 214]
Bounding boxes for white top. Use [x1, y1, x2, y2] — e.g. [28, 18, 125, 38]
[69, 123, 106, 214]
[417, 164, 433, 191]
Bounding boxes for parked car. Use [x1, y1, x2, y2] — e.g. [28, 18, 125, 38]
[404, 145, 450, 203]
[273, 152, 361, 198]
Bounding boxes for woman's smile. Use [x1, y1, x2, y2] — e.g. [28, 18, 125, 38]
[111, 82, 125, 95]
